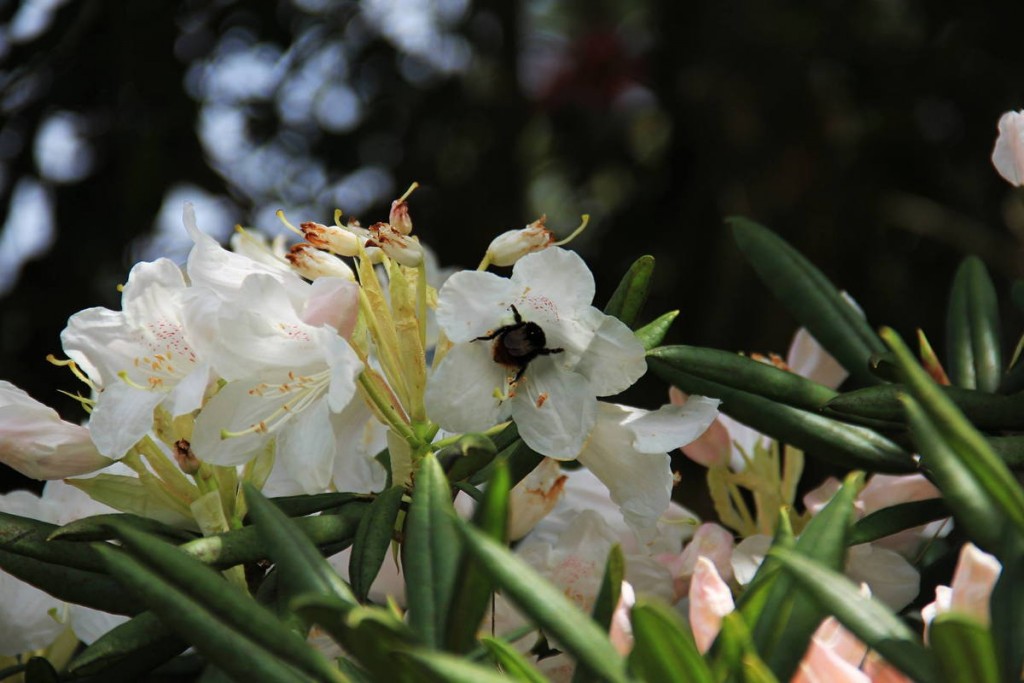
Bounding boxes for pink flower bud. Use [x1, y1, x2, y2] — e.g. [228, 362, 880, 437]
[389, 199, 413, 235]
[366, 222, 424, 267]
[992, 110, 1024, 186]
[486, 216, 555, 267]
[688, 556, 735, 653]
[286, 243, 355, 281]
[0, 381, 110, 479]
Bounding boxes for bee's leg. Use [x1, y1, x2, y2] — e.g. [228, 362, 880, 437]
[474, 328, 504, 342]
[509, 304, 523, 324]
[537, 347, 564, 355]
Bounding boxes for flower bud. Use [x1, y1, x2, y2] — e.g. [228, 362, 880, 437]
[486, 216, 554, 267]
[286, 243, 356, 280]
[992, 110, 1024, 186]
[300, 221, 361, 257]
[389, 199, 413, 235]
[366, 222, 424, 267]
[0, 380, 111, 479]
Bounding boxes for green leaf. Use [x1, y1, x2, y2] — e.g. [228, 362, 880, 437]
[67, 611, 185, 676]
[349, 485, 405, 602]
[649, 345, 838, 410]
[479, 637, 548, 682]
[49, 512, 197, 543]
[882, 327, 1024, 554]
[180, 501, 367, 568]
[747, 473, 863, 681]
[849, 498, 950, 546]
[397, 650, 511, 683]
[734, 512, 794, 627]
[990, 536, 1024, 683]
[94, 539, 346, 683]
[241, 483, 358, 604]
[730, 218, 885, 385]
[604, 254, 655, 327]
[0, 510, 105, 572]
[770, 547, 939, 683]
[825, 384, 1024, 430]
[403, 452, 461, 648]
[454, 520, 629, 683]
[647, 359, 915, 473]
[0, 548, 139, 615]
[708, 613, 779, 683]
[438, 433, 498, 482]
[930, 614, 1000, 683]
[635, 310, 678, 350]
[102, 521, 348, 682]
[264, 491, 368, 517]
[446, 460, 510, 653]
[989, 436, 1024, 470]
[469, 433, 545, 490]
[946, 256, 1003, 392]
[628, 599, 713, 683]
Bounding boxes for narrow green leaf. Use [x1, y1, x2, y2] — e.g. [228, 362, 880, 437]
[647, 359, 915, 473]
[181, 501, 367, 568]
[104, 521, 348, 682]
[990, 536, 1024, 683]
[708, 613, 779, 683]
[439, 433, 498, 482]
[349, 485, 405, 602]
[930, 614, 999, 683]
[628, 599, 713, 683]
[734, 511, 794, 626]
[825, 384, 1024, 430]
[730, 218, 885, 385]
[403, 453, 460, 648]
[398, 650, 512, 683]
[242, 482, 358, 605]
[454, 520, 629, 683]
[67, 611, 184, 676]
[635, 310, 678, 350]
[49, 513, 197, 543]
[95, 543, 331, 683]
[882, 327, 1024, 553]
[989, 436, 1024, 470]
[0, 511, 105, 572]
[264, 492, 368, 518]
[649, 345, 838, 410]
[446, 460, 511, 653]
[849, 498, 950, 546]
[604, 254, 655, 327]
[470, 433, 546, 488]
[0, 548, 139, 615]
[946, 256, 1002, 392]
[479, 637, 548, 682]
[748, 473, 863, 681]
[771, 547, 939, 683]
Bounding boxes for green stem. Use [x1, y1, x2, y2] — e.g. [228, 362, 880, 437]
[359, 371, 418, 445]
[430, 421, 511, 449]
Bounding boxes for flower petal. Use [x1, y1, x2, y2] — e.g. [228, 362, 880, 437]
[511, 247, 595, 316]
[435, 270, 520, 342]
[89, 382, 164, 458]
[513, 356, 596, 458]
[425, 341, 508, 433]
[570, 307, 647, 396]
[624, 397, 720, 453]
[277, 398, 336, 494]
[689, 556, 735, 654]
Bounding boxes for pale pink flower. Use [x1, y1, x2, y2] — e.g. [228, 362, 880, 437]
[688, 556, 735, 654]
[922, 542, 1001, 638]
[992, 110, 1024, 186]
[658, 522, 735, 601]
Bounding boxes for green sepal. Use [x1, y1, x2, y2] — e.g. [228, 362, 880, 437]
[604, 254, 655, 327]
[403, 452, 461, 648]
[946, 256, 1002, 392]
[647, 358, 915, 473]
[635, 310, 678, 350]
[770, 547, 938, 683]
[349, 485, 405, 603]
[730, 218, 885, 385]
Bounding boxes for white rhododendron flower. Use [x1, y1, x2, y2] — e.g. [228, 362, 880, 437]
[61, 257, 211, 459]
[922, 542, 1001, 638]
[426, 247, 647, 457]
[0, 381, 110, 479]
[992, 110, 1024, 186]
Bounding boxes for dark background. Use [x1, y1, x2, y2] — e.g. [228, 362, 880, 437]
[1, 0, 1023, 494]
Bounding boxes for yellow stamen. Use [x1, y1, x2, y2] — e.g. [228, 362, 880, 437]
[275, 210, 304, 236]
[552, 214, 590, 246]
